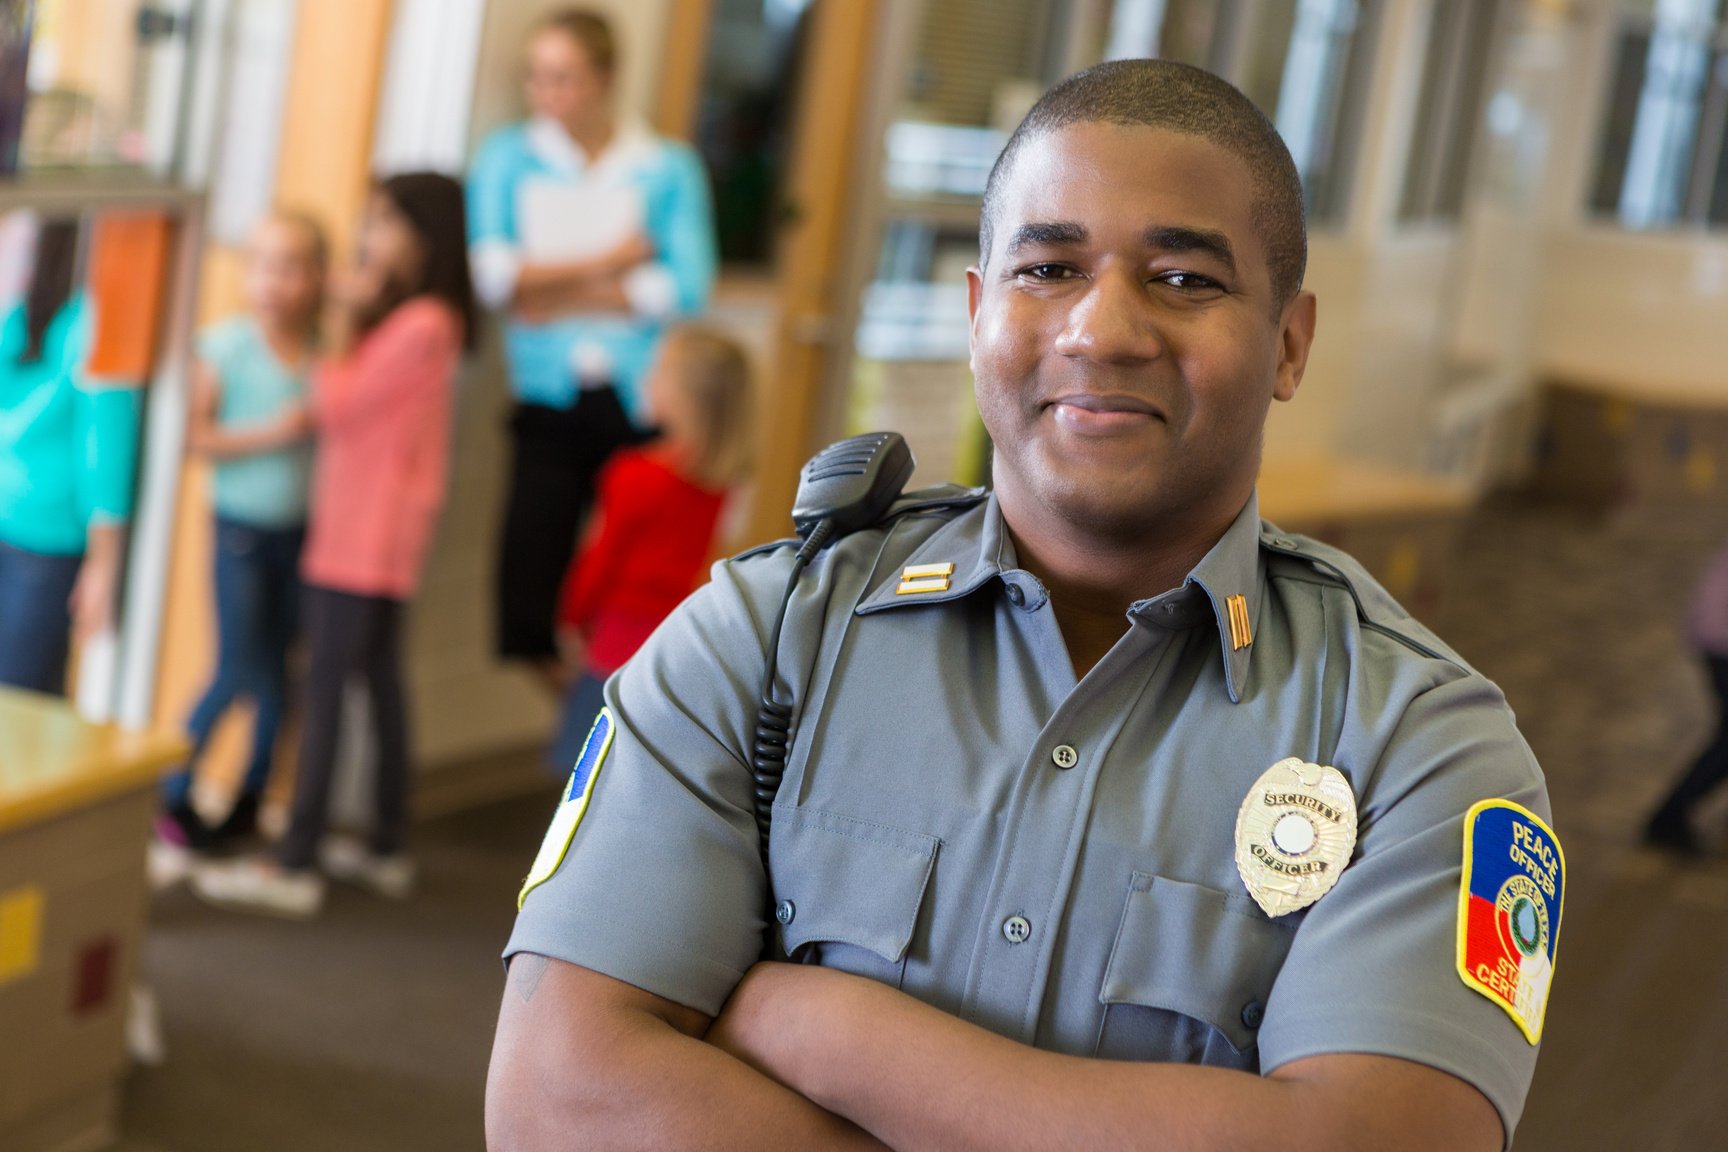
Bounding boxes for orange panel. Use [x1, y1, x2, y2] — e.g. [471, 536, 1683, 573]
[84, 211, 172, 380]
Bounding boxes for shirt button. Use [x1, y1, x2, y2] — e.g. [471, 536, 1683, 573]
[1241, 999, 1265, 1030]
[1051, 744, 1078, 770]
[775, 900, 796, 926]
[1005, 583, 1025, 606]
[1002, 915, 1031, 944]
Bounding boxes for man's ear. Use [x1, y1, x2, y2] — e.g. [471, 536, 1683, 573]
[966, 266, 984, 372]
[1273, 290, 1317, 403]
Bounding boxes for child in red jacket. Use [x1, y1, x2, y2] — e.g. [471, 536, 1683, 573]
[549, 326, 753, 769]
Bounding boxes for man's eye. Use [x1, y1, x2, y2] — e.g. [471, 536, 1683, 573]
[1155, 271, 1223, 293]
[1017, 263, 1073, 282]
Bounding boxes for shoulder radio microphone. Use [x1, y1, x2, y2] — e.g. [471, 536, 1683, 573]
[751, 432, 914, 861]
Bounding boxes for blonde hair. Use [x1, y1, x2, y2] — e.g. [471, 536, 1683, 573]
[666, 325, 754, 490]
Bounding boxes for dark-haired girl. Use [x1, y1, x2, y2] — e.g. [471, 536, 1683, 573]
[194, 174, 474, 917]
[0, 215, 137, 695]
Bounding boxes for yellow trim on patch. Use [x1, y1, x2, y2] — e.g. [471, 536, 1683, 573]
[896, 576, 951, 595]
[518, 708, 616, 908]
[902, 562, 955, 580]
[1455, 798, 1566, 1046]
[1226, 594, 1252, 650]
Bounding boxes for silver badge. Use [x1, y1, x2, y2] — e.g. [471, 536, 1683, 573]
[1234, 757, 1358, 918]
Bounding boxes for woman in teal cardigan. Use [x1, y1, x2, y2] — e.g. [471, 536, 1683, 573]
[0, 217, 139, 695]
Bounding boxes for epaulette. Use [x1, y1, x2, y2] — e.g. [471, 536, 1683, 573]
[1257, 524, 1474, 671]
[730, 484, 990, 564]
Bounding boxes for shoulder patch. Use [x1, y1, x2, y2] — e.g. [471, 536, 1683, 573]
[518, 708, 616, 908]
[1456, 799, 1565, 1044]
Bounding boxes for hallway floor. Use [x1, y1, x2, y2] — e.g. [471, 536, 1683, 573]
[117, 495, 1728, 1151]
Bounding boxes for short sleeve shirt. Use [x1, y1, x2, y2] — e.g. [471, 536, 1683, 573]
[506, 490, 1554, 1144]
[199, 317, 312, 529]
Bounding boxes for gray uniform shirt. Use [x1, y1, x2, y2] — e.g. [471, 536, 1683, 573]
[507, 490, 1553, 1143]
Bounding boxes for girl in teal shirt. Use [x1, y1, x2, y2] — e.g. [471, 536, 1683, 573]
[0, 216, 138, 695]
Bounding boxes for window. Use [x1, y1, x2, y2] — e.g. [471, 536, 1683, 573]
[1104, 0, 1383, 225]
[1590, 0, 1728, 228]
[1400, 0, 1501, 224]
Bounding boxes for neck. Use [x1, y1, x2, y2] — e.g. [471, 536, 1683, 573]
[562, 108, 615, 160]
[999, 482, 1249, 679]
[258, 313, 314, 355]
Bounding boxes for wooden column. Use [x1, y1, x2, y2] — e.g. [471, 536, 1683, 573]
[747, 0, 880, 544]
[273, 0, 398, 258]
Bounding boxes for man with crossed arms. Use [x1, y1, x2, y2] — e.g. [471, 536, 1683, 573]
[487, 60, 1558, 1152]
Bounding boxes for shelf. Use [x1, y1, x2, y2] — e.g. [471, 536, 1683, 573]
[0, 170, 204, 214]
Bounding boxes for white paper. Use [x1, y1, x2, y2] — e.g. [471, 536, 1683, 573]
[518, 180, 644, 263]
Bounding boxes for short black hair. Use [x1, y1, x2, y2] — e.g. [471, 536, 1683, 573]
[980, 59, 1307, 309]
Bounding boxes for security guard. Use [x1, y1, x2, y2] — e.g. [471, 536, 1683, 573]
[488, 61, 1558, 1152]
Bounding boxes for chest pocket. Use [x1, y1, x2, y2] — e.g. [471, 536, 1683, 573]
[768, 805, 938, 990]
[1095, 873, 1297, 1071]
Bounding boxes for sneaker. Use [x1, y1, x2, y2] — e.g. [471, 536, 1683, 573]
[156, 804, 215, 851]
[147, 838, 194, 892]
[189, 858, 325, 918]
[212, 791, 262, 844]
[319, 835, 417, 900]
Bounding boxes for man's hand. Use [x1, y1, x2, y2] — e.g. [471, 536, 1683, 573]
[705, 960, 1504, 1152]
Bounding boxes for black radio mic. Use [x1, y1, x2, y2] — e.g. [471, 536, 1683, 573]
[751, 432, 915, 861]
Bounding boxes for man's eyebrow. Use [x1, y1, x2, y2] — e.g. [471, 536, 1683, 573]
[1003, 221, 1088, 257]
[1144, 226, 1236, 272]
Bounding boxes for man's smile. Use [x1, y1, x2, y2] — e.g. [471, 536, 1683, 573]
[1045, 391, 1167, 434]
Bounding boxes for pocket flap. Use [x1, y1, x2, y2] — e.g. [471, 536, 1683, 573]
[1100, 873, 1296, 1052]
[769, 806, 939, 963]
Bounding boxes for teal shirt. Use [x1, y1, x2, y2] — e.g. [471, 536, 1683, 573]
[466, 121, 718, 417]
[0, 294, 139, 556]
[201, 317, 312, 528]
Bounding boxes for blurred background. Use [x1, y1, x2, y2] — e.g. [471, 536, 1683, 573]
[2, 0, 1728, 1148]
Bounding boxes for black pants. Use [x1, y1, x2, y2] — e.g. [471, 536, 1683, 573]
[1652, 653, 1728, 827]
[279, 586, 409, 871]
[495, 387, 650, 661]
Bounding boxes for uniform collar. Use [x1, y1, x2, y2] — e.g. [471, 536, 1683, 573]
[1154, 491, 1264, 704]
[856, 490, 1266, 704]
[854, 495, 1008, 615]
[525, 115, 659, 177]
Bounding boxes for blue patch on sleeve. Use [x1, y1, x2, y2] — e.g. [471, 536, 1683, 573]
[520, 708, 616, 908]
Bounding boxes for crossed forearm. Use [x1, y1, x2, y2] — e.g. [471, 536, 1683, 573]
[485, 955, 886, 1152]
[706, 963, 1503, 1152]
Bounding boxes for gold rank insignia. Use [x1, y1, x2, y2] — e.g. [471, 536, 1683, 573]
[1226, 593, 1252, 650]
[1235, 758, 1358, 918]
[896, 562, 954, 595]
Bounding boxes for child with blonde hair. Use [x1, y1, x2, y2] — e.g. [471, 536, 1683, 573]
[158, 210, 325, 853]
[549, 325, 753, 768]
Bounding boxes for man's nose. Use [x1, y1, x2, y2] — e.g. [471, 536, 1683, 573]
[1052, 268, 1163, 363]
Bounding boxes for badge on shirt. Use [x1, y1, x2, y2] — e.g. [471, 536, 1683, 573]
[518, 708, 615, 908]
[1234, 758, 1358, 918]
[1457, 799, 1564, 1045]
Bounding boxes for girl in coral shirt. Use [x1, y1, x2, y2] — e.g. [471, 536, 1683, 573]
[196, 173, 475, 917]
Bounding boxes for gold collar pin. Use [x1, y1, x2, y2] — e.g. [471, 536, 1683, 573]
[897, 562, 955, 595]
[1227, 593, 1253, 650]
